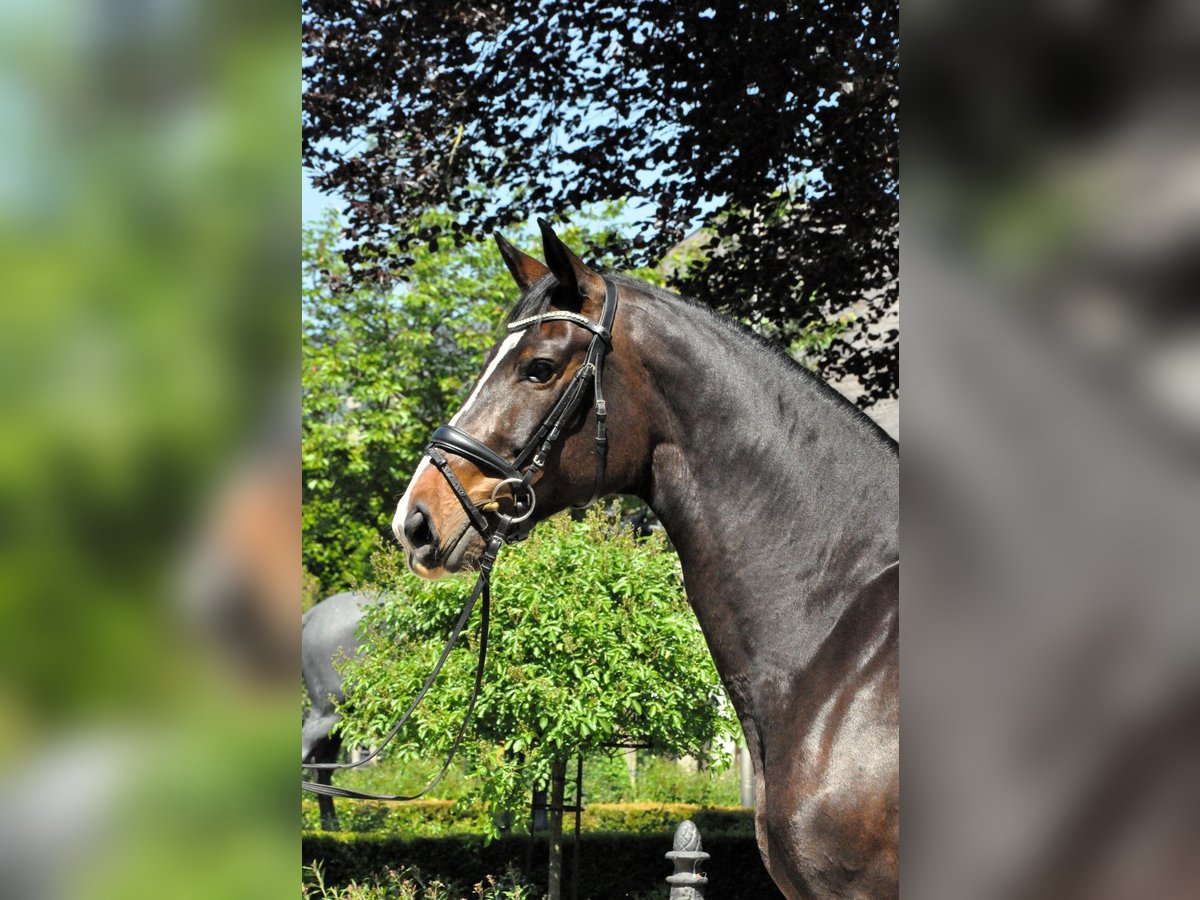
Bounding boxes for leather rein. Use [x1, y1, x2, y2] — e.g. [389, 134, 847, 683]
[302, 278, 618, 802]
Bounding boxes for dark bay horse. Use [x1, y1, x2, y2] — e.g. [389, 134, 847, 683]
[393, 222, 899, 899]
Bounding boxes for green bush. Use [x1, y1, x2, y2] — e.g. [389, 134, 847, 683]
[338, 510, 739, 837]
[301, 799, 489, 836]
[572, 751, 633, 803]
[301, 800, 753, 838]
[310, 758, 476, 804]
[586, 803, 754, 836]
[303, 831, 783, 900]
[623, 755, 741, 805]
[575, 751, 740, 805]
[304, 751, 741, 810]
[303, 860, 536, 900]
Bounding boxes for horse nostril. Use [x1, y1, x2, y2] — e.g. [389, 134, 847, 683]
[404, 503, 436, 551]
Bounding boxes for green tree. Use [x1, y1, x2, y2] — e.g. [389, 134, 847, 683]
[337, 509, 738, 900]
[302, 208, 504, 592]
[302, 204, 664, 594]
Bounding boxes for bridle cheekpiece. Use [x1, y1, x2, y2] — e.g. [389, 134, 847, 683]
[423, 276, 618, 543]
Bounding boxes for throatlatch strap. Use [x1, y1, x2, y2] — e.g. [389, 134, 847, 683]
[584, 357, 609, 509]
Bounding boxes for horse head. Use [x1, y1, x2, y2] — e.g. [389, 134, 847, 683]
[393, 220, 649, 578]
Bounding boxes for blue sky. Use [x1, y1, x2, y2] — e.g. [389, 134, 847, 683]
[302, 167, 342, 225]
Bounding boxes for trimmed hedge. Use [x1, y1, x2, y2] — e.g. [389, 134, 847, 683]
[303, 831, 783, 900]
[582, 802, 754, 837]
[301, 799, 755, 837]
[301, 798, 488, 835]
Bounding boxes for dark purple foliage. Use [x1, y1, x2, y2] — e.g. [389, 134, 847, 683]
[303, 0, 897, 404]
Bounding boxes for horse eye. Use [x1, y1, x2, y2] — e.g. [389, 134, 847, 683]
[523, 359, 556, 384]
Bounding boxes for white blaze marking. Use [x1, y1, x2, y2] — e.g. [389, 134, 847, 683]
[449, 330, 525, 427]
[393, 330, 526, 544]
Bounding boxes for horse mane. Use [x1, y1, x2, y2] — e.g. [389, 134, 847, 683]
[507, 268, 895, 451]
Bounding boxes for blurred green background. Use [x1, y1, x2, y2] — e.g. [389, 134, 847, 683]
[0, 1, 296, 897]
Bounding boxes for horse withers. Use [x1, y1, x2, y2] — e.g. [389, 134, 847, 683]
[393, 221, 899, 899]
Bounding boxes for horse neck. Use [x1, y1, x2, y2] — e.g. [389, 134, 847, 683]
[623, 295, 899, 703]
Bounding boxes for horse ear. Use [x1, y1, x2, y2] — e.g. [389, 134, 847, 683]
[537, 218, 605, 312]
[494, 232, 549, 291]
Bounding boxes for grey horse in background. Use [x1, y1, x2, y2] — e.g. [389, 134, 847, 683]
[302, 591, 371, 830]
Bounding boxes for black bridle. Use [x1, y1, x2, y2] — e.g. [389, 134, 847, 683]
[426, 275, 619, 528]
[301, 278, 618, 803]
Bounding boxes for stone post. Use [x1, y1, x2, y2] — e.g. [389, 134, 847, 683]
[666, 819, 709, 899]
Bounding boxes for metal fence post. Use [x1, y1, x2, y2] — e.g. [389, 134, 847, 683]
[666, 819, 709, 899]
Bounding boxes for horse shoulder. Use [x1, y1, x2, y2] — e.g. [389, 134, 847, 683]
[767, 568, 899, 898]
